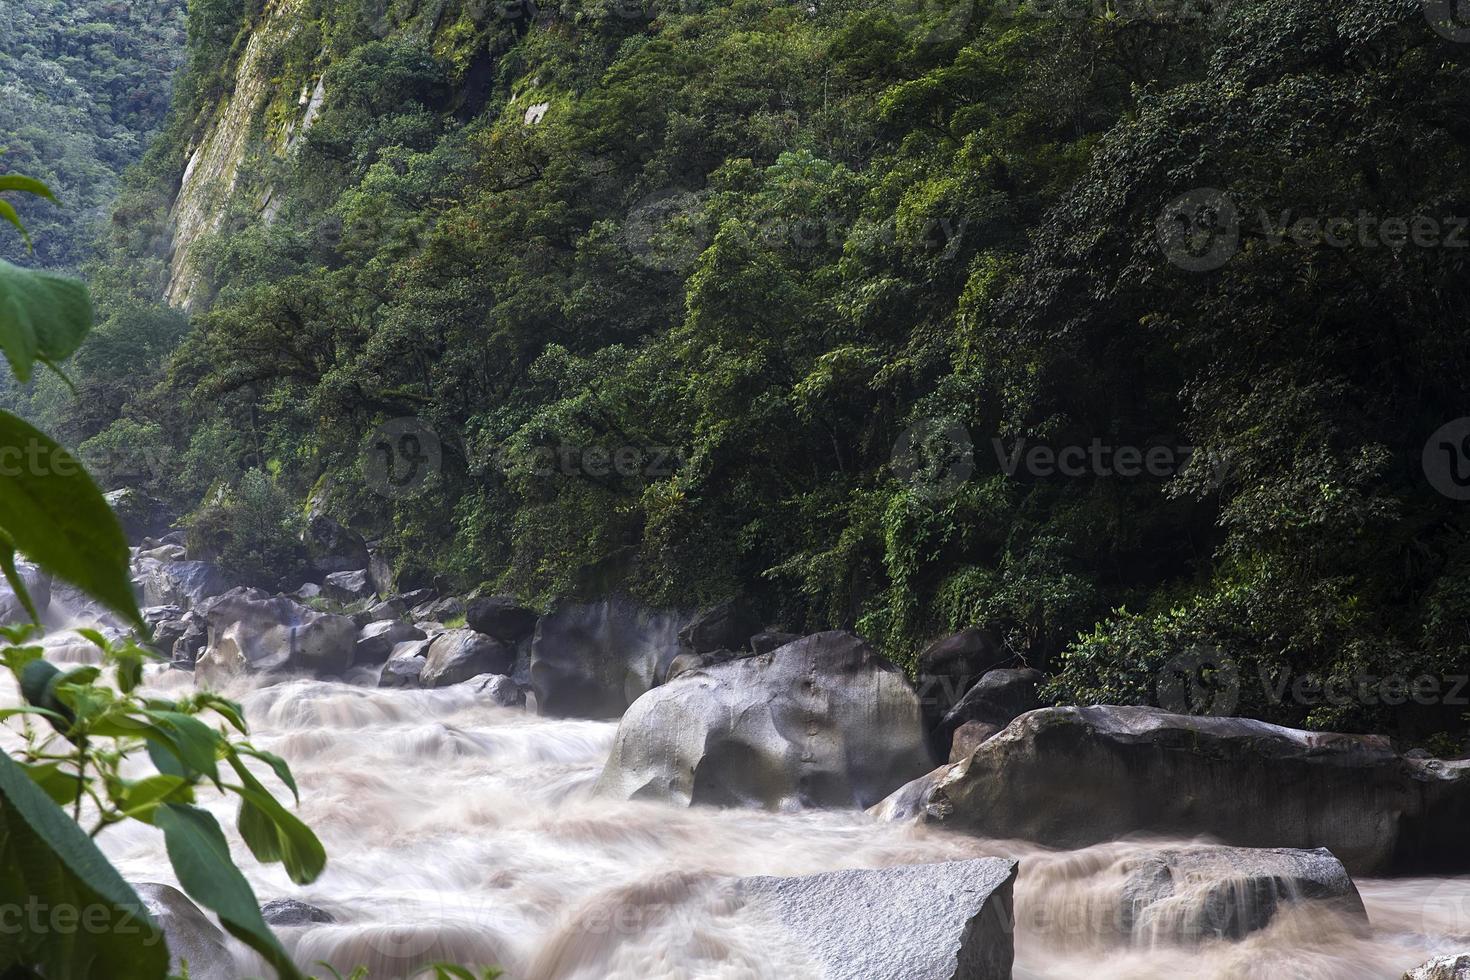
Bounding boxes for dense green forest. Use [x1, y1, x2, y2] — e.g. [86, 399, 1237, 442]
[8, 0, 1470, 736]
[0, 0, 187, 269]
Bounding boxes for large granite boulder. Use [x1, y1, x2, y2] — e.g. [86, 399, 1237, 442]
[378, 640, 430, 687]
[105, 488, 173, 541]
[302, 514, 370, 577]
[260, 898, 334, 926]
[322, 568, 376, 604]
[134, 882, 235, 980]
[1117, 845, 1365, 944]
[420, 629, 513, 688]
[1406, 955, 1470, 979]
[530, 598, 691, 718]
[873, 705, 1470, 875]
[730, 858, 1016, 980]
[936, 668, 1042, 754]
[355, 620, 426, 665]
[464, 594, 538, 642]
[195, 589, 357, 685]
[914, 628, 1013, 729]
[596, 631, 934, 809]
[134, 559, 236, 611]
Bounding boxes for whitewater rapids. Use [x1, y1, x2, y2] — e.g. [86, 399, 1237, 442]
[8, 654, 1470, 978]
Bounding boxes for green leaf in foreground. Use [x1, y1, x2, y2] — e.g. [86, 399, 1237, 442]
[0, 751, 168, 979]
[0, 259, 92, 382]
[0, 410, 141, 628]
[154, 803, 305, 980]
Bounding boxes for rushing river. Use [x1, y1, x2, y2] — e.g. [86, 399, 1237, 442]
[9, 640, 1470, 978]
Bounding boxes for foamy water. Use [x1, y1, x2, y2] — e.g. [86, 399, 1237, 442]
[6, 635, 1470, 978]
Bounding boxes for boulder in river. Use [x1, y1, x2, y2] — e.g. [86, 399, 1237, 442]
[196, 589, 357, 684]
[729, 857, 1017, 980]
[596, 630, 934, 809]
[135, 882, 235, 980]
[322, 568, 376, 604]
[420, 629, 514, 688]
[260, 898, 335, 926]
[465, 594, 538, 642]
[948, 720, 1001, 762]
[530, 597, 691, 718]
[134, 558, 236, 611]
[1116, 845, 1365, 945]
[936, 668, 1042, 753]
[378, 640, 430, 687]
[355, 620, 426, 665]
[1405, 954, 1470, 979]
[872, 705, 1470, 875]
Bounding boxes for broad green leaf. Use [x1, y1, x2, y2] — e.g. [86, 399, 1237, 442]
[19, 659, 76, 733]
[235, 744, 299, 802]
[0, 200, 27, 248]
[0, 410, 141, 627]
[0, 751, 168, 979]
[0, 175, 56, 200]
[192, 692, 248, 734]
[116, 774, 192, 821]
[17, 760, 81, 806]
[226, 755, 324, 883]
[0, 260, 92, 381]
[153, 803, 304, 980]
[143, 711, 221, 783]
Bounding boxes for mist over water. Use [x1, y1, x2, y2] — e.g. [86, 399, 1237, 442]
[7, 637, 1470, 979]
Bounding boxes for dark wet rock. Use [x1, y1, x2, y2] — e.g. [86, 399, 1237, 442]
[420, 629, 514, 688]
[873, 705, 1470, 875]
[935, 668, 1043, 754]
[398, 588, 436, 608]
[105, 488, 174, 541]
[355, 620, 427, 665]
[728, 858, 1017, 980]
[260, 898, 334, 926]
[913, 628, 1013, 730]
[459, 672, 526, 707]
[749, 630, 800, 655]
[303, 514, 370, 577]
[530, 598, 691, 718]
[464, 595, 537, 642]
[135, 882, 234, 980]
[364, 598, 406, 622]
[411, 595, 464, 624]
[662, 648, 757, 684]
[196, 589, 357, 685]
[677, 598, 761, 655]
[597, 631, 934, 809]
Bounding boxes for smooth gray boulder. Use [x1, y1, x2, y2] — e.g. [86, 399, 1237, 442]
[135, 882, 235, 980]
[948, 721, 1001, 762]
[355, 620, 426, 665]
[1118, 846, 1365, 944]
[459, 672, 526, 707]
[1406, 955, 1470, 979]
[411, 595, 464, 623]
[730, 858, 1016, 980]
[596, 631, 934, 809]
[135, 559, 236, 611]
[530, 597, 691, 718]
[420, 629, 513, 688]
[873, 705, 1470, 875]
[196, 589, 357, 685]
[378, 640, 430, 687]
[677, 598, 761, 655]
[322, 568, 376, 604]
[465, 594, 538, 641]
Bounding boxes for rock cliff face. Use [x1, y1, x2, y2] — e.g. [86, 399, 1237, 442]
[164, 0, 318, 309]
